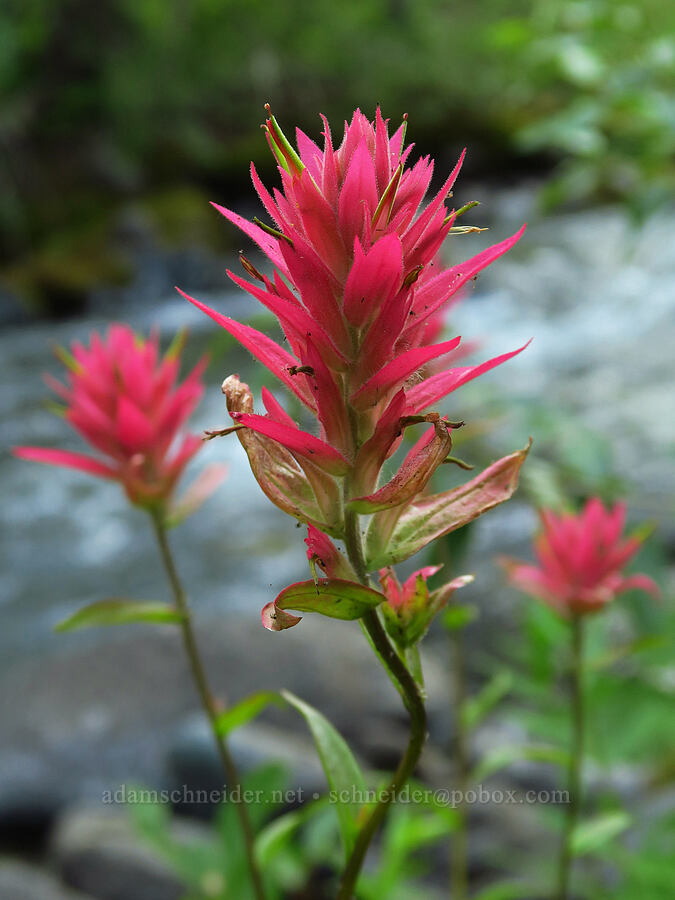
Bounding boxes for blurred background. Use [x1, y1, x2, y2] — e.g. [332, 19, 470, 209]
[1, 1, 673, 898]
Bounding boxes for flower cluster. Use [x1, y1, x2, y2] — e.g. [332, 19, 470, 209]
[183, 108, 530, 630]
[504, 498, 659, 616]
[14, 325, 220, 513]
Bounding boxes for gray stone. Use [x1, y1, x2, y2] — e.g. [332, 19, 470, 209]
[50, 807, 188, 900]
[0, 859, 92, 900]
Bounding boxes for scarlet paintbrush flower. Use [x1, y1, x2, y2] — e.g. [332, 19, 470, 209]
[14, 325, 219, 512]
[183, 108, 531, 626]
[503, 498, 659, 616]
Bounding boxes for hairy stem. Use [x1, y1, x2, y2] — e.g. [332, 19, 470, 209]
[556, 614, 585, 900]
[449, 621, 470, 900]
[150, 511, 266, 900]
[337, 508, 428, 899]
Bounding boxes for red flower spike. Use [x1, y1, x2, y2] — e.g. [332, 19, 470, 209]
[178, 288, 317, 411]
[14, 324, 221, 513]
[185, 108, 529, 623]
[502, 498, 660, 617]
[350, 335, 462, 410]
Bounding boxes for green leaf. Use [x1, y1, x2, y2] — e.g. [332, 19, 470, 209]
[404, 645, 424, 691]
[589, 634, 670, 671]
[255, 796, 329, 867]
[262, 578, 384, 631]
[281, 690, 367, 856]
[472, 744, 570, 782]
[442, 603, 479, 631]
[55, 599, 183, 632]
[571, 811, 632, 856]
[214, 691, 283, 737]
[473, 882, 533, 900]
[462, 670, 513, 731]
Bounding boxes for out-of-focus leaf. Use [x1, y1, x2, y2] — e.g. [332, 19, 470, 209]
[589, 634, 670, 671]
[472, 744, 571, 782]
[571, 811, 632, 856]
[442, 603, 479, 631]
[256, 797, 329, 866]
[55, 599, 182, 632]
[520, 456, 568, 511]
[214, 691, 283, 737]
[404, 645, 424, 691]
[462, 670, 514, 731]
[473, 882, 534, 900]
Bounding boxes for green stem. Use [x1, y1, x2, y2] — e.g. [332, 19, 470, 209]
[556, 614, 585, 900]
[149, 511, 266, 900]
[337, 509, 428, 899]
[449, 622, 470, 900]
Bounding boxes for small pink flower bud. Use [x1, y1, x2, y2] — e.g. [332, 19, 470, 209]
[379, 566, 473, 647]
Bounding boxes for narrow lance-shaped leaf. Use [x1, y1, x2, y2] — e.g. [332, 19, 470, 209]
[472, 744, 571, 782]
[461, 670, 513, 732]
[281, 690, 368, 856]
[209, 685, 368, 857]
[571, 812, 632, 857]
[366, 441, 531, 569]
[262, 578, 385, 631]
[55, 599, 183, 632]
[214, 691, 284, 737]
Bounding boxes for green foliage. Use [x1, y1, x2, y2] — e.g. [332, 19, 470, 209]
[3, 0, 672, 296]
[131, 768, 461, 899]
[214, 692, 283, 738]
[132, 763, 291, 899]
[461, 669, 514, 732]
[487, 0, 675, 213]
[595, 811, 675, 899]
[211, 687, 369, 856]
[357, 795, 458, 899]
[281, 690, 368, 856]
[54, 598, 183, 631]
[571, 811, 631, 856]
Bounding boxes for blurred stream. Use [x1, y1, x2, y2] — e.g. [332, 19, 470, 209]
[2, 187, 674, 674]
[1, 189, 673, 845]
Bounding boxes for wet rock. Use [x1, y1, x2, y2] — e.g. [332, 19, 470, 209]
[0, 614, 404, 820]
[166, 714, 325, 818]
[50, 807, 187, 900]
[0, 768, 69, 854]
[0, 859, 93, 900]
